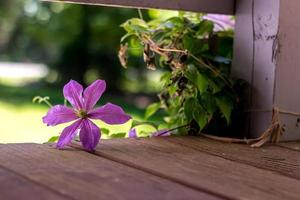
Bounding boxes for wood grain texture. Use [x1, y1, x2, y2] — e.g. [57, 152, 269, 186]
[0, 143, 221, 200]
[0, 167, 68, 200]
[248, 0, 279, 138]
[273, 0, 300, 141]
[166, 136, 300, 179]
[42, 0, 235, 14]
[233, 0, 300, 140]
[232, 0, 280, 138]
[93, 137, 300, 200]
[276, 142, 300, 152]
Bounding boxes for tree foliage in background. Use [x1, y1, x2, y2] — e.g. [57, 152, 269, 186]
[120, 13, 245, 136]
[0, 0, 139, 89]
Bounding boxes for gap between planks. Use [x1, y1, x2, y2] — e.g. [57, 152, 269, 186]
[71, 142, 232, 200]
[0, 143, 221, 200]
[165, 136, 300, 180]
[275, 142, 300, 152]
[82, 136, 300, 200]
[0, 165, 72, 200]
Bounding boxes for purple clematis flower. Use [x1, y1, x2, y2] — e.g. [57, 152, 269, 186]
[43, 79, 131, 151]
[202, 14, 235, 31]
[128, 128, 137, 138]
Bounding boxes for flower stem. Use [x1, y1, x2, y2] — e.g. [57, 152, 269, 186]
[157, 124, 189, 136]
[137, 9, 144, 20]
[44, 100, 53, 108]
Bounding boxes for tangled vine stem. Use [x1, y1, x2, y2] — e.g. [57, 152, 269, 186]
[157, 124, 190, 136]
[32, 96, 53, 108]
[141, 36, 233, 89]
[200, 107, 288, 147]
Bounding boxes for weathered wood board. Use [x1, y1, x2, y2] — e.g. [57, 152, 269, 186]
[166, 136, 300, 179]
[0, 167, 68, 200]
[233, 0, 300, 140]
[2, 137, 300, 199]
[232, 0, 279, 138]
[87, 137, 300, 200]
[43, 0, 235, 14]
[0, 143, 220, 200]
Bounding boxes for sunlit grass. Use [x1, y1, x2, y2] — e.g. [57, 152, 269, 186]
[0, 101, 156, 144]
[0, 102, 60, 143]
[0, 79, 160, 143]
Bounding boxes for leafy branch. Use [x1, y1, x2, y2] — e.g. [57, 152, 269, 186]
[119, 13, 244, 135]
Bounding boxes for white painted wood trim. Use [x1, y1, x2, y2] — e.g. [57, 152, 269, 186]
[233, 0, 300, 141]
[232, 0, 280, 138]
[42, 0, 235, 14]
[274, 0, 300, 140]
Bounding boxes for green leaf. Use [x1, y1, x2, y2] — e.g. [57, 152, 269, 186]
[100, 128, 110, 135]
[193, 107, 209, 131]
[183, 34, 194, 52]
[183, 34, 206, 54]
[184, 97, 209, 130]
[184, 98, 197, 122]
[185, 65, 197, 81]
[145, 102, 161, 119]
[216, 96, 233, 124]
[165, 17, 185, 29]
[121, 18, 148, 34]
[160, 71, 172, 86]
[168, 84, 178, 95]
[185, 65, 208, 93]
[196, 73, 209, 93]
[196, 20, 214, 37]
[131, 120, 143, 127]
[201, 93, 217, 115]
[47, 136, 59, 143]
[109, 132, 126, 138]
[208, 79, 221, 94]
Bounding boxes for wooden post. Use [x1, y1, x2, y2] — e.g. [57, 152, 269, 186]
[274, 0, 300, 140]
[233, 0, 300, 140]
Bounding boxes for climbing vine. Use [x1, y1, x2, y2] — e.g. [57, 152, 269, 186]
[119, 13, 245, 136]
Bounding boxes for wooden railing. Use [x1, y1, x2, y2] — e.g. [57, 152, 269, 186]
[42, 0, 300, 141]
[43, 0, 235, 14]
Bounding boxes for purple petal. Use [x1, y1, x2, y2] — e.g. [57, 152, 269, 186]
[203, 14, 235, 31]
[152, 129, 171, 137]
[63, 80, 84, 110]
[56, 119, 82, 149]
[128, 128, 137, 138]
[79, 119, 101, 151]
[88, 103, 131, 125]
[42, 105, 78, 126]
[83, 79, 106, 111]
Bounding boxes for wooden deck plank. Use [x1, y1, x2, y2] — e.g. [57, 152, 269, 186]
[276, 142, 300, 152]
[91, 137, 300, 200]
[43, 0, 235, 15]
[165, 136, 300, 179]
[0, 167, 69, 200]
[0, 143, 221, 200]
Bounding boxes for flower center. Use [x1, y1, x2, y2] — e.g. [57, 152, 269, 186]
[75, 109, 88, 119]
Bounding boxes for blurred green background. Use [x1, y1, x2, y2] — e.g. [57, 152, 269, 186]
[0, 0, 179, 143]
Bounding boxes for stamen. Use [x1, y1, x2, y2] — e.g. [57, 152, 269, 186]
[75, 109, 88, 118]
